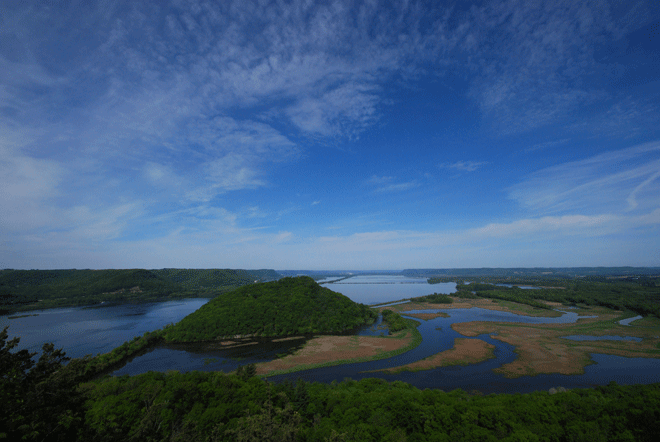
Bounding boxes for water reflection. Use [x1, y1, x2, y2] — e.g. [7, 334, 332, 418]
[0, 299, 209, 359]
[325, 275, 455, 305]
[619, 315, 643, 326]
[562, 335, 642, 342]
[266, 308, 660, 393]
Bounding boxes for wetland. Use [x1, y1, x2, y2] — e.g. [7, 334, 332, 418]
[7, 274, 660, 394]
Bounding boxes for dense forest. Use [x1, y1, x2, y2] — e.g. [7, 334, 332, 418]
[426, 277, 660, 318]
[0, 268, 280, 314]
[2, 325, 659, 442]
[4, 271, 660, 440]
[405, 267, 660, 278]
[162, 277, 377, 341]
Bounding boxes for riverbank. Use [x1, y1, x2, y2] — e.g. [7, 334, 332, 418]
[379, 297, 562, 317]
[372, 338, 496, 374]
[256, 319, 422, 377]
[452, 306, 660, 378]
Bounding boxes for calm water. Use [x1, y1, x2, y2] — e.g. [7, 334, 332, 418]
[324, 275, 456, 304]
[620, 315, 644, 326]
[5, 277, 660, 393]
[0, 299, 209, 359]
[267, 309, 660, 393]
[562, 335, 643, 342]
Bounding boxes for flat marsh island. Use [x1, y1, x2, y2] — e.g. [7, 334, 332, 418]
[385, 297, 562, 317]
[375, 338, 496, 374]
[451, 305, 660, 378]
[256, 327, 417, 376]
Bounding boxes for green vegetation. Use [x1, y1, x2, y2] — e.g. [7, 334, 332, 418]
[1, 326, 84, 441]
[380, 310, 408, 332]
[3, 328, 660, 442]
[427, 277, 660, 318]
[415, 292, 453, 304]
[152, 268, 279, 291]
[264, 319, 422, 378]
[0, 268, 280, 314]
[4, 272, 660, 441]
[162, 277, 377, 341]
[408, 266, 660, 278]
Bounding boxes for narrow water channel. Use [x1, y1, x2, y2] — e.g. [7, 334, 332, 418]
[5, 277, 660, 393]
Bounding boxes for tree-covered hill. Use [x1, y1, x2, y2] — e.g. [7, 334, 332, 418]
[151, 268, 279, 290]
[162, 276, 377, 341]
[0, 268, 282, 314]
[0, 269, 182, 313]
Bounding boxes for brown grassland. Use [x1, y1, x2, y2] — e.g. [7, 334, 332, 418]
[451, 305, 660, 378]
[254, 328, 416, 376]
[374, 338, 496, 373]
[248, 297, 660, 379]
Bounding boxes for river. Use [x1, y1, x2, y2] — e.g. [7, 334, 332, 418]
[3, 276, 660, 393]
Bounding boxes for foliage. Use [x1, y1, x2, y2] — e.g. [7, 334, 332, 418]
[0, 268, 281, 314]
[0, 326, 84, 441]
[380, 310, 408, 332]
[446, 280, 660, 317]
[415, 293, 453, 304]
[151, 268, 279, 292]
[60, 330, 166, 382]
[162, 277, 377, 341]
[412, 267, 660, 278]
[76, 372, 660, 442]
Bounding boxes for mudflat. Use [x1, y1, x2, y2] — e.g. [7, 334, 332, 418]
[375, 338, 496, 373]
[404, 312, 450, 320]
[452, 306, 660, 378]
[255, 329, 415, 376]
[382, 298, 562, 317]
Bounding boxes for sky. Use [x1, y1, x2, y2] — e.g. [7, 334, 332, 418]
[1, 0, 659, 270]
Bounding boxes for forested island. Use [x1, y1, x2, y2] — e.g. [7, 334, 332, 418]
[162, 276, 377, 341]
[3, 323, 659, 441]
[2, 269, 660, 440]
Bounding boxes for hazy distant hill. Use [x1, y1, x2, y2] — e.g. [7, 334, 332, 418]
[402, 267, 660, 278]
[0, 268, 281, 314]
[162, 276, 377, 341]
[152, 268, 280, 289]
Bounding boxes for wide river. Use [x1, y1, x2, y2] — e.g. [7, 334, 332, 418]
[3, 275, 660, 393]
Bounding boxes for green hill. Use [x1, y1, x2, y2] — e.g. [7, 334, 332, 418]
[151, 268, 279, 291]
[0, 269, 182, 313]
[162, 276, 377, 341]
[0, 268, 282, 314]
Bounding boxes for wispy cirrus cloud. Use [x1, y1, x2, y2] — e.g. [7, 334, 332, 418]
[366, 175, 419, 193]
[439, 161, 487, 172]
[2, 0, 659, 270]
[464, 0, 623, 134]
[508, 141, 660, 214]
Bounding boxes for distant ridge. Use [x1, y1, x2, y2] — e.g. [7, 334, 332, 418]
[401, 267, 660, 278]
[0, 268, 282, 314]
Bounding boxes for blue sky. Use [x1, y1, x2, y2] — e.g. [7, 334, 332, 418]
[1, 0, 659, 270]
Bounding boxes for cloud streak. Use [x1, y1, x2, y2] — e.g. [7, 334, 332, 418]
[1, 1, 659, 270]
[508, 142, 660, 215]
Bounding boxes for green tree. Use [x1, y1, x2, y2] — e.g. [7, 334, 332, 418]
[0, 326, 83, 441]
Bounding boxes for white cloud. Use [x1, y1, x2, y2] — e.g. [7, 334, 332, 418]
[366, 175, 419, 192]
[375, 181, 419, 193]
[0, 150, 64, 232]
[465, 0, 619, 133]
[439, 161, 487, 172]
[509, 141, 660, 215]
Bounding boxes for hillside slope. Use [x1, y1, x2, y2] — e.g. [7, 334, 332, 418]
[162, 276, 377, 341]
[0, 268, 281, 314]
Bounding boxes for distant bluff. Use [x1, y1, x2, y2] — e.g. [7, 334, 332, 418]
[162, 276, 377, 341]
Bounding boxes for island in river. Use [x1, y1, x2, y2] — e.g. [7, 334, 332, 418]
[5, 271, 660, 441]
[161, 276, 378, 341]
